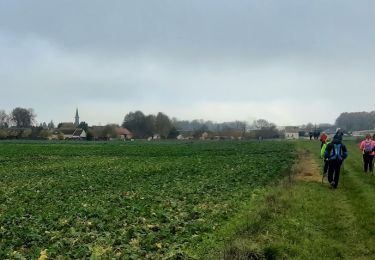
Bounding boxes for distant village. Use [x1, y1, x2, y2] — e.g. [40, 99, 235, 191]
[1, 108, 375, 141]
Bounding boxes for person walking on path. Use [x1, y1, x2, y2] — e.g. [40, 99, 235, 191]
[319, 132, 328, 148]
[359, 134, 375, 173]
[321, 137, 331, 177]
[335, 128, 344, 141]
[324, 134, 348, 188]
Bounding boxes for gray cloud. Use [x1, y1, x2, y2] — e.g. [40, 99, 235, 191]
[1, 1, 375, 125]
[2, 0, 375, 61]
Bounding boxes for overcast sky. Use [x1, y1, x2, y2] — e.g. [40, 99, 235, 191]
[1, 0, 374, 126]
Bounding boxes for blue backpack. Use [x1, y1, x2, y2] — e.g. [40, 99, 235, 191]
[330, 143, 343, 160]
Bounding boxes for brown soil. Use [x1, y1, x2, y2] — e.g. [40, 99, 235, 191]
[293, 150, 322, 182]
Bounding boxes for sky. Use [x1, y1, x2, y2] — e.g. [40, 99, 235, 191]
[1, 0, 375, 126]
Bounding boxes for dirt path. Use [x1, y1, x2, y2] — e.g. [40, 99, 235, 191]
[293, 148, 322, 182]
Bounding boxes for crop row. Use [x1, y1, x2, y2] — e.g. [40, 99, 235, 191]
[0, 141, 294, 258]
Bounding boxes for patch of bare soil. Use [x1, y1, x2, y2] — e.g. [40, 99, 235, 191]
[293, 150, 322, 182]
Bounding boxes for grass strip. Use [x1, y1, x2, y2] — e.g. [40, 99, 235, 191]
[214, 141, 374, 259]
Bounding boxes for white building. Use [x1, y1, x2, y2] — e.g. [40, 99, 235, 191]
[352, 130, 375, 137]
[285, 126, 299, 139]
[53, 128, 87, 140]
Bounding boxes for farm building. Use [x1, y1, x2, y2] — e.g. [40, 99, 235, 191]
[53, 128, 87, 140]
[115, 127, 133, 140]
[176, 130, 194, 140]
[352, 130, 375, 137]
[90, 126, 133, 140]
[284, 126, 299, 139]
[201, 132, 209, 140]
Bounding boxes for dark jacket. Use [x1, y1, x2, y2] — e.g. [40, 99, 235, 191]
[333, 132, 343, 142]
[324, 138, 348, 161]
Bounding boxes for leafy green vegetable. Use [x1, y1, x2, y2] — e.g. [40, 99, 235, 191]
[0, 141, 294, 258]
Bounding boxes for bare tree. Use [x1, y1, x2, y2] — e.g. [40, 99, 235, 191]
[0, 110, 9, 128]
[305, 122, 314, 131]
[254, 119, 270, 129]
[47, 120, 55, 129]
[235, 120, 247, 137]
[11, 107, 36, 127]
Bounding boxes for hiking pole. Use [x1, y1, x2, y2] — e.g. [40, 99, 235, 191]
[342, 160, 346, 187]
[322, 159, 327, 184]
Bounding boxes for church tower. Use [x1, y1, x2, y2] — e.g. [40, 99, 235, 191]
[74, 108, 80, 126]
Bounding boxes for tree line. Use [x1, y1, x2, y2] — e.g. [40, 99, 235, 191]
[335, 111, 375, 132]
[122, 110, 283, 139]
[3, 106, 374, 140]
[122, 111, 177, 139]
[0, 107, 280, 140]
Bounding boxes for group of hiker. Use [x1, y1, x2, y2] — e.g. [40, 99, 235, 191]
[319, 129, 375, 189]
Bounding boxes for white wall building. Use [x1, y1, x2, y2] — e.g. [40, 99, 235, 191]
[285, 126, 299, 140]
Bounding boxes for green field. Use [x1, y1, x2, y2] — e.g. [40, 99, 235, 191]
[0, 141, 294, 259]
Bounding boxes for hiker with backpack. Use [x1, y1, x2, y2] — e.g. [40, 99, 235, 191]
[359, 134, 375, 173]
[321, 137, 331, 177]
[319, 132, 328, 148]
[335, 128, 344, 141]
[324, 133, 348, 188]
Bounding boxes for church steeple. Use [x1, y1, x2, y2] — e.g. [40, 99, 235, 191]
[74, 108, 80, 126]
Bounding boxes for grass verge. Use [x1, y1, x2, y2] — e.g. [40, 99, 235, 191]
[211, 140, 374, 259]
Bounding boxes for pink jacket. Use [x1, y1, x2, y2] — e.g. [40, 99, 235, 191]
[359, 138, 375, 155]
